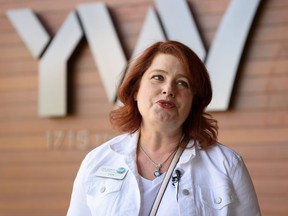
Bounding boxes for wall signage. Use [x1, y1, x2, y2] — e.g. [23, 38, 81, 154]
[47, 130, 117, 150]
[6, 0, 261, 117]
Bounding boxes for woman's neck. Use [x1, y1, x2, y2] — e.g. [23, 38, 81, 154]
[139, 127, 182, 152]
[136, 129, 183, 180]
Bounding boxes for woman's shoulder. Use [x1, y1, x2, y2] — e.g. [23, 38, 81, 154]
[213, 143, 241, 155]
[193, 142, 248, 178]
[78, 133, 131, 167]
[200, 142, 243, 165]
[74, 133, 134, 182]
[86, 133, 130, 157]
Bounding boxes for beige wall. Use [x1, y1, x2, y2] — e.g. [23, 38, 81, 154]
[0, 0, 287, 215]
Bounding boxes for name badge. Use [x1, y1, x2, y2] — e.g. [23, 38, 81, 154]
[96, 166, 128, 180]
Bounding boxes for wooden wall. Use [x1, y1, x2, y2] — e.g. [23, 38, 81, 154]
[0, 0, 287, 215]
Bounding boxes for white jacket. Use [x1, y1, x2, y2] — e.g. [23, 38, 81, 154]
[67, 132, 261, 216]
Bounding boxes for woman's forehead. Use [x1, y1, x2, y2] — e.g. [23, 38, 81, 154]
[147, 53, 191, 78]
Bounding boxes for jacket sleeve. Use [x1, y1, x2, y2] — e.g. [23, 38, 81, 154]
[66, 156, 92, 216]
[229, 155, 262, 216]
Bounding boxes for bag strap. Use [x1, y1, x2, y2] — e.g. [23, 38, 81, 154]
[149, 142, 186, 216]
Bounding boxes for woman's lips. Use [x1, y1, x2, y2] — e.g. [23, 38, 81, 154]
[157, 100, 176, 109]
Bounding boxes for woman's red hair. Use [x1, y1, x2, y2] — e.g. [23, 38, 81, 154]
[110, 41, 218, 149]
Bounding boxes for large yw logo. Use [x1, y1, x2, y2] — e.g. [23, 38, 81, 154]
[7, 0, 260, 117]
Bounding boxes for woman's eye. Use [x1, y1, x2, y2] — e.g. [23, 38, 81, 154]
[152, 75, 164, 81]
[177, 80, 190, 88]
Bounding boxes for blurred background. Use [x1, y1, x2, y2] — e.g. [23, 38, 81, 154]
[0, 0, 287, 215]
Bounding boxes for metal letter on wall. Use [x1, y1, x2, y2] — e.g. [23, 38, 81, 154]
[39, 12, 83, 117]
[77, 3, 127, 103]
[7, 10, 83, 117]
[6, 8, 50, 58]
[155, 0, 206, 61]
[205, 0, 261, 111]
[131, 7, 165, 58]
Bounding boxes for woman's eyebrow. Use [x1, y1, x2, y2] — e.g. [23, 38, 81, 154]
[149, 69, 189, 79]
[149, 69, 167, 73]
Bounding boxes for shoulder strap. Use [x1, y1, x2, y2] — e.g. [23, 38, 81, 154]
[149, 145, 185, 216]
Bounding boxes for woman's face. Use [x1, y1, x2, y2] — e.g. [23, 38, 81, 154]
[135, 53, 193, 131]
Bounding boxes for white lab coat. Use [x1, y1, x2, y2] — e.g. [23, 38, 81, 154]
[67, 132, 261, 216]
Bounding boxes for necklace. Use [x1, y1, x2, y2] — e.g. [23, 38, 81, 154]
[139, 144, 177, 177]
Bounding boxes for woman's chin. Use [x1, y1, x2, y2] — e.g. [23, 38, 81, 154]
[153, 114, 179, 126]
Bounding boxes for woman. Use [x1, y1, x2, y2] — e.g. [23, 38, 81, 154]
[67, 41, 261, 215]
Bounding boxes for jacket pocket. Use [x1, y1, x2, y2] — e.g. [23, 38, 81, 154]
[86, 177, 123, 198]
[85, 178, 124, 215]
[198, 184, 236, 210]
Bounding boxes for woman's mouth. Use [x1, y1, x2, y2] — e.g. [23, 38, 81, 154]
[157, 100, 176, 109]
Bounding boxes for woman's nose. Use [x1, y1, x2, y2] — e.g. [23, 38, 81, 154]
[162, 84, 175, 97]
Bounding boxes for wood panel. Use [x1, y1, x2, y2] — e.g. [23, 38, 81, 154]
[0, 0, 288, 215]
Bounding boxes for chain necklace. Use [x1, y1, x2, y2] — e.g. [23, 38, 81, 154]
[139, 144, 177, 177]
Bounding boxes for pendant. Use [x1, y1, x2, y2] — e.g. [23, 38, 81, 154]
[154, 164, 162, 177]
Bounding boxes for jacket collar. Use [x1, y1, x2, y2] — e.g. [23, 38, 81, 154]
[109, 131, 197, 164]
[109, 132, 139, 157]
[178, 139, 197, 164]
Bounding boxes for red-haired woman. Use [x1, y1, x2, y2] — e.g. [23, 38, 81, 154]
[67, 41, 261, 216]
